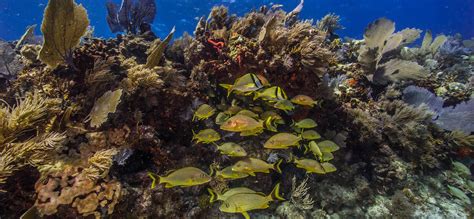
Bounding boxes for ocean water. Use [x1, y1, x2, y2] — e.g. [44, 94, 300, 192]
[0, 0, 473, 40]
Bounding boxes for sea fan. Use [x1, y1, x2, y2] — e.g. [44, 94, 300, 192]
[402, 86, 474, 133]
[86, 89, 123, 128]
[106, 0, 156, 34]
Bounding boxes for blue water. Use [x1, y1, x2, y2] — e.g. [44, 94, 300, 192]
[0, 0, 472, 41]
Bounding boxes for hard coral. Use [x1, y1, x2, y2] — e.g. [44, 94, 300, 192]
[35, 165, 121, 218]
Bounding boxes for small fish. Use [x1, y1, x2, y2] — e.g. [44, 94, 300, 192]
[317, 140, 340, 152]
[273, 99, 295, 112]
[193, 104, 216, 121]
[236, 109, 259, 119]
[232, 158, 282, 176]
[291, 95, 318, 107]
[305, 141, 322, 160]
[224, 105, 242, 115]
[301, 130, 321, 140]
[215, 142, 247, 157]
[264, 116, 278, 132]
[293, 157, 336, 174]
[261, 111, 284, 124]
[219, 183, 284, 219]
[150, 167, 212, 188]
[320, 162, 337, 173]
[208, 187, 263, 203]
[215, 112, 230, 125]
[253, 86, 287, 102]
[293, 118, 317, 129]
[215, 166, 250, 180]
[220, 73, 269, 96]
[220, 114, 264, 133]
[240, 127, 264, 136]
[264, 133, 302, 149]
[192, 129, 221, 144]
[293, 158, 325, 174]
[321, 152, 334, 162]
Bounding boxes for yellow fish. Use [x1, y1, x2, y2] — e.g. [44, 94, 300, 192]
[291, 95, 318, 107]
[232, 158, 282, 176]
[317, 140, 340, 153]
[214, 166, 250, 180]
[219, 183, 284, 219]
[293, 157, 337, 174]
[215, 142, 247, 157]
[193, 104, 216, 121]
[150, 167, 212, 188]
[236, 109, 259, 119]
[301, 130, 321, 140]
[305, 141, 336, 162]
[264, 133, 302, 149]
[220, 114, 264, 136]
[305, 141, 322, 159]
[215, 112, 231, 125]
[220, 73, 270, 96]
[293, 118, 318, 129]
[253, 86, 287, 102]
[273, 99, 295, 112]
[208, 187, 263, 203]
[192, 129, 221, 144]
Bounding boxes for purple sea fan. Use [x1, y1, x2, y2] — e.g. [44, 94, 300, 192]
[403, 85, 474, 133]
[402, 85, 444, 115]
[106, 0, 157, 34]
[436, 99, 474, 133]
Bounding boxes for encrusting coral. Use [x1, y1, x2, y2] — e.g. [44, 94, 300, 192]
[0, 0, 473, 218]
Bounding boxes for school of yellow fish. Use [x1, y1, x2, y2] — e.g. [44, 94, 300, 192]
[149, 73, 340, 219]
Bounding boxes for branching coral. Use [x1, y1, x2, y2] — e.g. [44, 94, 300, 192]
[39, 0, 90, 68]
[0, 92, 65, 190]
[316, 13, 343, 36]
[289, 176, 314, 210]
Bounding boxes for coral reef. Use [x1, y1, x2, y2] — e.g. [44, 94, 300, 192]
[0, 0, 473, 218]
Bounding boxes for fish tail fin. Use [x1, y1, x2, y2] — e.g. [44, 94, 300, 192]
[207, 188, 217, 203]
[253, 92, 260, 100]
[269, 183, 285, 201]
[158, 175, 166, 185]
[303, 144, 309, 154]
[147, 172, 157, 189]
[289, 153, 297, 163]
[274, 159, 283, 174]
[242, 212, 250, 219]
[219, 84, 232, 97]
[209, 165, 216, 177]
